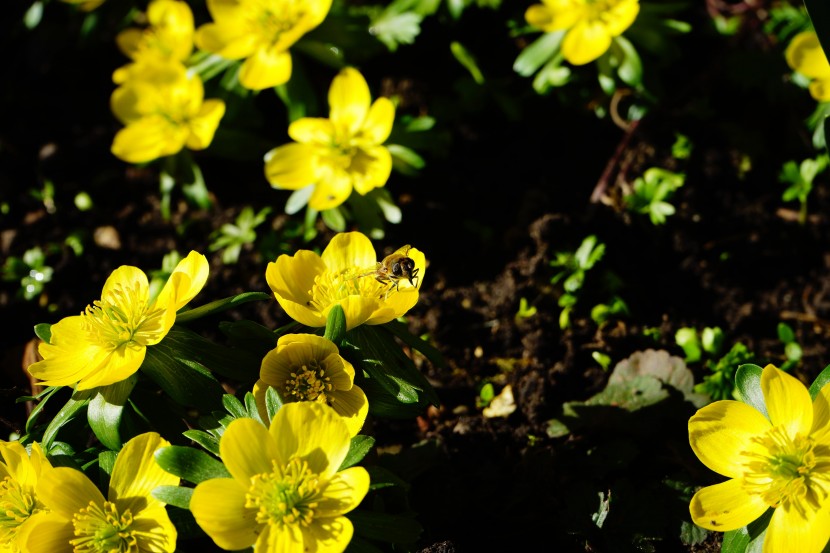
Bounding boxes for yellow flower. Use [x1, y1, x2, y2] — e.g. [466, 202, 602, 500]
[27, 251, 209, 391]
[785, 31, 830, 102]
[525, 0, 640, 65]
[0, 441, 51, 553]
[194, 0, 332, 90]
[688, 364, 830, 552]
[254, 333, 369, 436]
[190, 402, 370, 552]
[113, 0, 195, 84]
[265, 231, 425, 330]
[264, 67, 395, 211]
[19, 432, 178, 553]
[110, 61, 226, 164]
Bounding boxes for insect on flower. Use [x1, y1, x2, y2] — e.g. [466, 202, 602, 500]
[354, 245, 420, 298]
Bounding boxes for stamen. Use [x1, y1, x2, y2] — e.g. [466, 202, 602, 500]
[0, 476, 42, 546]
[285, 361, 334, 403]
[71, 501, 168, 553]
[82, 281, 166, 351]
[245, 458, 321, 528]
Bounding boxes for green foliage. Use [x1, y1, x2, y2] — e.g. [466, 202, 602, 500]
[624, 167, 686, 225]
[550, 235, 605, 329]
[777, 322, 803, 371]
[778, 154, 828, 224]
[208, 206, 272, 264]
[2, 246, 55, 301]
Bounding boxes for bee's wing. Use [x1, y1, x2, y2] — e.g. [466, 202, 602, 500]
[354, 262, 383, 278]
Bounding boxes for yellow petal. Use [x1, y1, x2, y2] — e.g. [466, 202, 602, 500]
[288, 118, 336, 145]
[239, 46, 292, 90]
[328, 385, 369, 437]
[112, 116, 189, 163]
[308, 168, 353, 211]
[131, 505, 178, 552]
[762, 364, 813, 438]
[525, 4, 556, 31]
[364, 289, 418, 325]
[562, 21, 612, 65]
[278, 298, 328, 328]
[186, 99, 225, 150]
[194, 22, 256, 59]
[18, 512, 75, 553]
[153, 251, 209, 313]
[74, 343, 146, 390]
[811, 384, 830, 444]
[316, 467, 370, 517]
[102, 265, 150, 300]
[786, 31, 830, 80]
[358, 97, 395, 145]
[350, 145, 392, 196]
[252, 378, 271, 423]
[28, 316, 106, 387]
[323, 353, 354, 389]
[809, 78, 830, 102]
[190, 478, 259, 550]
[221, 418, 279, 484]
[265, 250, 326, 308]
[115, 28, 144, 60]
[330, 296, 381, 331]
[321, 232, 377, 273]
[264, 143, 319, 190]
[688, 399, 771, 479]
[38, 467, 105, 519]
[604, 0, 640, 36]
[526, 0, 582, 32]
[764, 500, 830, 553]
[269, 402, 351, 479]
[689, 478, 770, 531]
[328, 68, 371, 137]
[304, 516, 354, 553]
[278, 333, 339, 356]
[109, 432, 178, 514]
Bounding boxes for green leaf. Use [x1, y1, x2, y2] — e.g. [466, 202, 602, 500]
[325, 305, 347, 345]
[182, 429, 220, 456]
[382, 320, 445, 368]
[87, 375, 137, 451]
[734, 364, 767, 419]
[513, 31, 565, 77]
[24, 386, 61, 435]
[155, 445, 231, 484]
[340, 435, 376, 470]
[369, 3, 423, 52]
[612, 35, 643, 87]
[141, 346, 225, 411]
[222, 394, 247, 419]
[156, 325, 261, 383]
[809, 364, 830, 400]
[34, 323, 51, 343]
[219, 319, 279, 359]
[348, 510, 423, 545]
[265, 386, 283, 422]
[42, 389, 93, 451]
[285, 186, 314, 215]
[152, 485, 193, 510]
[175, 292, 271, 324]
[321, 207, 347, 232]
[450, 41, 485, 84]
[721, 509, 772, 553]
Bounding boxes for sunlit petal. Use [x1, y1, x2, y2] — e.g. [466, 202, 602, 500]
[689, 479, 770, 531]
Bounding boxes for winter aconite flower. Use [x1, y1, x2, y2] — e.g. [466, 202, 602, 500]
[525, 0, 640, 65]
[190, 402, 370, 552]
[265, 231, 425, 330]
[27, 251, 208, 390]
[20, 432, 178, 553]
[194, 0, 332, 90]
[254, 334, 369, 436]
[264, 67, 395, 211]
[113, 0, 195, 84]
[110, 61, 225, 164]
[688, 364, 830, 552]
[0, 441, 51, 552]
[785, 31, 830, 102]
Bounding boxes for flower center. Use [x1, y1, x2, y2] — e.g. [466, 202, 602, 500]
[284, 360, 334, 403]
[245, 458, 322, 528]
[247, 0, 307, 47]
[307, 266, 384, 310]
[83, 281, 166, 351]
[71, 501, 158, 553]
[0, 476, 43, 548]
[741, 425, 830, 518]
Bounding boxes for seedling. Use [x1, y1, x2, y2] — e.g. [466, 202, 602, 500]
[777, 322, 803, 371]
[624, 167, 685, 225]
[677, 326, 753, 400]
[209, 206, 273, 264]
[550, 235, 605, 329]
[515, 297, 537, 322]
[2, 247, 55, 301]
[779, 154, 828, 224]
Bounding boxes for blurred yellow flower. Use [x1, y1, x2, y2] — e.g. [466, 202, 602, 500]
[27, 251, 208, 391]
[525, 0, 640, 65]
[264, 67, 395, 211]
[688, 364, 830, 552]
[110, 61, 225, 164]
[113, 0, 195, 84]
[194, 0, 332, 90]
[265, 231, 425, 330]
[0, 441, 51, 552]
[190, 402, 369, 553]
[254, 333, 369, 436]
[785, 31, 830, 102]
[20, 433, 178, 553]
[60, 0, 106, 11]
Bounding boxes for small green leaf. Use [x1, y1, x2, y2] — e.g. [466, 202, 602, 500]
[809, 364, 830, 400]
[141, 346, 225, 411]
[321, 207, 346, 232]
[340, 435, 376, 470]
[34, 323, 52, 343]
[152, 485, 193, 510]
[175, 292, 271, 324]
[325, 305, 347, 345]
[450, 41, 485, 84]
[87, 375, 137, 451]
[182, 429, 220, 456]
[735, 364, 767, 419]
[513, 31, 565, 77]
[42, 390, 93, 451]
[155, 445, 231, 484]
[24, 386, 60, 435]
[265, 386, 284, 422]
[222, 394, 247, 419]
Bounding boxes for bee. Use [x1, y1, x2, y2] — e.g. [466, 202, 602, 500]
[354, 245, 420, 297]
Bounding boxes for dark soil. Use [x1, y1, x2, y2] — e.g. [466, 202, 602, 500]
[3, 1, 829, 552]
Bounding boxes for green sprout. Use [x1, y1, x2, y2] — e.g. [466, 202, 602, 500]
[592, 351, 612, 371]
[476, 381, 495, 409]
[550, 234, 605, 329]
[779, 154, 828, 225]
[209, 206, 273, 264]
[515, 297, 537, 322]
[624, 167, 685, 225]
[677, 326, 753, 401]
[777, 322, 803, 371]
[2, 247, 55, 301]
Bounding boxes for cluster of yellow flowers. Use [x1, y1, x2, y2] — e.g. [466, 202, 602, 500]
[786, 30, 830, 102]
[3, 231, 424, 552]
